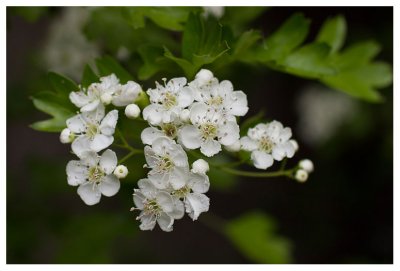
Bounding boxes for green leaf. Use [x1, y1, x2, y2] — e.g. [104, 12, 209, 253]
[81, 64, 99, 88]
[226, 211, 292, 264]
[331, 40, 381, 69]
[164, 47, 197, 78]
[31, 94, 75, 132]
[47, 72, 79, 99]
[257, 13, 310, 62]
[284, 43, 336, 78]
[316, 15, 347, 53]
[95, 55, 133, 83]
[137, 45, 173, 80]
[233, 30, 262, 60]
[124, 7, 197, 31]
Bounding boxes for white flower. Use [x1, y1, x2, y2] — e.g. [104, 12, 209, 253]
[240, 121, 296, 170]
[179, 109, 191, 123]
[132, 179, 184, 232]
[203, 6, 225, 19]
[295, 169, 308, 183]
[299, 159, 314, 173]
[179, 103, 240, 157]
[173, 172, 210, 221]
[189, 69, 248, 121]
[114, 165, 128, 179]
[142, 77, 194, 125]
[66, 150, 121, 205]
[66, 106, 118, 158]
[289, 139, 299, 152]
[69, 74, 120, 112]
[60, 128, 74, 144]
[224, 140, 241, 152]
[144, 137, 190, 190]
[141, 115, 183, 145]
[191, 159, 209, 174]
[125, 103, 141, 119]
[112, 81, 142, 107]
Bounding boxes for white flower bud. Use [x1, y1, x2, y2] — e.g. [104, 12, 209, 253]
[191, 159, 209, 174]
[299, 159, 314, 173]
[289, 139, 299, 152]
[180, 109, 190, 122]
[195, 69, 214, 83]
[125, 103, 141, 119]
[100, 92, 113, 105]
[295, 169, 308, 183]
[224, 140, 241, 152]
[114, 165, 128, 179]
[60, 128, 74, 144]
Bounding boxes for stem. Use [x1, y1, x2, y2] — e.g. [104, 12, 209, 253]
[218, 166, 293, 178]
[118, 149, 142, 164]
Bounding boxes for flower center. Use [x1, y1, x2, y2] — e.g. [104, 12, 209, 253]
[143, 199, 162, 217]
[259, 136, 274, 153]
[173, 185, 191, 199]
[163, 91, 177, 109]
[157, 156, 174, 172]
[161, 123, 178, 139]
[200, 122, 218, 140]
[86, 123, 99, 139]
[88, 166, 105, 184]
[208, 95, 223, 106]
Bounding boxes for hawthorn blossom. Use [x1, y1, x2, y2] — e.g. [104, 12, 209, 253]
[132, 178, 184, 232]
[173, 172, 210, 221]
[142, 77, 194, 125]
[240, 121, 296, 169]
[66, 106, 118, 158]
[189, 69, 248, 121]
[66, 150, 122, 205]
[69, 74, 120, 112]
[112, 81, 142, 107]
[179, 103, 240, 157]
[141, 116, 183, 145]
[144, 137, 190, 190]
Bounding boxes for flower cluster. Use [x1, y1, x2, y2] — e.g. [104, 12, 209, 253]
[59, 69, 313, 232]
[61, 74, 141, 205]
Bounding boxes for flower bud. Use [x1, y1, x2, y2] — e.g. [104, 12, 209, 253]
[192, 159, 209, 174]
[114, 165, 128, 179]
[125, 103, 141, 119]
[224, 140, 241, 152]
[195, 69, 214, 84]
[295, 169, 308, 183]
[100, 92, 113, 105]
[299, 159, 314, 173]
[60, 128, 74, 144]
[179, 109, 190, 122]
[289, 139, 299, 152]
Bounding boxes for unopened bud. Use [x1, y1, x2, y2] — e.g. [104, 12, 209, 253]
[299, 159, 314, 173]
[114, 165, 128, 179]
[180, 109, 190, 122]
[125, 104, 141, 119]
[192, 159, 209, 174]
[100, 92, 113, 105]
[295, 169, 308, 183]
[60, 128, 74, 144]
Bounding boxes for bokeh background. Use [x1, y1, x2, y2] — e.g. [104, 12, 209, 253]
[7, 6, 393, 264]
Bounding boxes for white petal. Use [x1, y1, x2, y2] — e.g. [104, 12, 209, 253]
[144, 146, 158, 168]
[133, 191, 145, 210]
[99, 149, 117, 174]
[66, 114, 86, 133]
[218, 121, 240, 146]
[185, 193, 210, 220]
[137, 179, 157, 199]
[169, 166, 189, 190]
[217, 80, 233, 97]
[251, 150, 274, 169]
[80, 151, 100, 167]
[157, 213, 174, 232]
[151, 137, 173, 156]
[112, 81, 141, 106]
[240, 136, 258, 151]
[168, 77, 187, 92]
[200, 139, 221, 157]
[66, 160, 88, 186]
[69, 91, 91, 108]
[279, 127, 292, 143]
[77, 182, 101, 205]
[156, 191, 174, 213]
[142, 104, 164, 125]
[99, 174, 120, 197]
[167, 199, 185, 219]
[99, 110, 118, 136]
[90, 134, 113, 152]
[141, 127, 164, 145]
[188, 173, 210, 193]
[148, 172, 169, 189]
[272, 145, 286, 161]
[170, 144, 189, 168]
[189, 103, 208, 125]
[71, 136, 91, 158]
[177, 87, 194, 108]
[227, 91, 248, 116]
[139, 213, 157, 231]
[283, 142, 295, 158]
[81, 99, 100, 112]
[179, 125, 202, 149]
